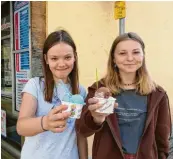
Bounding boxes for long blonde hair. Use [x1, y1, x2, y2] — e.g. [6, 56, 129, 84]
[104, 32, 156, 95]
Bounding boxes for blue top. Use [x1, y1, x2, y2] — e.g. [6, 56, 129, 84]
[114, 89, 147, 154]
[20, 77, 87, 159]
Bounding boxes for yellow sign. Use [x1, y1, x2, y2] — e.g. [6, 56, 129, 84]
[114, 1, 126, 20]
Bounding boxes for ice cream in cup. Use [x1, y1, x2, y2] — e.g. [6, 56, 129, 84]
[94, 97, 116, 114]
[62, 94, 85, 119]
[56, 79, 85, 119]
[94, 87, 117, 114]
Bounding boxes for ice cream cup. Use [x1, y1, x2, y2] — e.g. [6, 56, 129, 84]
[61, 101, 83, 119]
[94, 97, 116, 114]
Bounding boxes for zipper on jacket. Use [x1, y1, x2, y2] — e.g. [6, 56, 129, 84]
[107, 119, 125, 159]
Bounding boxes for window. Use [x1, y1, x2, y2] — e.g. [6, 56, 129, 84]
[1, 38, 12, 96]
[1, 2, 12, 98]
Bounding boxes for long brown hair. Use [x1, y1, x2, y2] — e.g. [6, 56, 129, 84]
[104, 32, 156, 95]
[42, 29, 79, 102]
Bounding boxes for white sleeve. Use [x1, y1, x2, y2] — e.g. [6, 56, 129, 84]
[22, 78, 39, 99]
[79, 85, 87, 100]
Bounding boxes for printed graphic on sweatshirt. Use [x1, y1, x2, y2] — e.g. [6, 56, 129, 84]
[114, 90, 147, 154]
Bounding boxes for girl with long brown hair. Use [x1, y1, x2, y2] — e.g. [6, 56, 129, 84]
[17, 29, 88, 159]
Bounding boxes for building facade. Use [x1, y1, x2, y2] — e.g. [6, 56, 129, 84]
[1, 1, 46, 158]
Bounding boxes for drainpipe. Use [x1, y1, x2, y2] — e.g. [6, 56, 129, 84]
[119, 18, 125, 35]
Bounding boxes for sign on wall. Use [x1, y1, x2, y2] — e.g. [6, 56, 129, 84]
[14, 1, 30, 111]
[14, 2, 29, 50]
[1, 110, 7, 137]
[114, 1, 126, 20]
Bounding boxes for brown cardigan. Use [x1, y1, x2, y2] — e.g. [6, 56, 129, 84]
[76, 81, 172, 159]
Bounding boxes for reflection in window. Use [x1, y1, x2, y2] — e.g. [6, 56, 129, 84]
[1, 1, 10, 37]
[1, 15, 10, 37]
[1, 38, 12, 97]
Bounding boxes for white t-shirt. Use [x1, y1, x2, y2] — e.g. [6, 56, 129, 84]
[20, 77, 87, 159]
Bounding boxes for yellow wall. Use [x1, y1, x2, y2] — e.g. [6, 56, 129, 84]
[47, 1, 173, 157]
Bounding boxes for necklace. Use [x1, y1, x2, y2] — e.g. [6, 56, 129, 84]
[123, 82, 137, 86]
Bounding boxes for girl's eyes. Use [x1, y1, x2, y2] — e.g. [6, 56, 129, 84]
[133, 51, 140, 54]
[119, 51, 140, 55]
[119, 52, 126, 55]
[51, 58, 57, 61]
[50, 56, 72, 61]
[65, 56, 72, 60]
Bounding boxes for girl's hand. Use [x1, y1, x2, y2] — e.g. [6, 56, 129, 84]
[88, 98, 118, 125]
[43, 105, 71, 133]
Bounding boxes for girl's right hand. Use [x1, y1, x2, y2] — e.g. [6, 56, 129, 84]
[88, 98, 118, 125]
[87, 98, 108, 125]
[43, 105, 71, 133]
